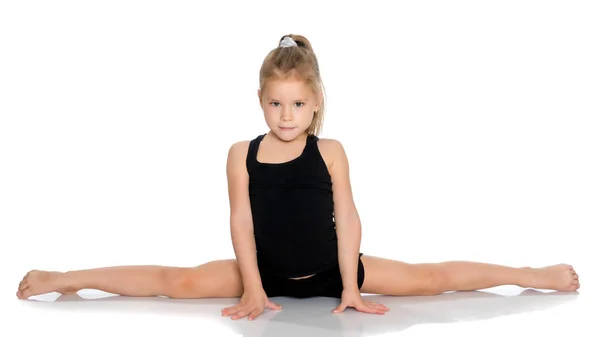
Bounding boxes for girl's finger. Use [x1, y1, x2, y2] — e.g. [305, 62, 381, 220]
[222, 305, 238, 316]
[232, 305, 252, 319]
[367, 302, 389, 311]
[358, 304, 378, 314]
[248, 308, 263, 320]
[333, 304, 346, 313]
[265, 300, 282, 310]
[367, 304, 387, 314]
[232, 310, 246, 320]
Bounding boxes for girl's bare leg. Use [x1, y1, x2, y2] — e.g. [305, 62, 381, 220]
[16, 259, 244, 299]
[359, 255, 580, 296]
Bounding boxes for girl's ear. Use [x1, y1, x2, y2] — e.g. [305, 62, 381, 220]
[257, 89, 262, 105]
[314, 92, 323, 111]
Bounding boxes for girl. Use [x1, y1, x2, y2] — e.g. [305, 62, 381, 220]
[16, 34, 580, 321]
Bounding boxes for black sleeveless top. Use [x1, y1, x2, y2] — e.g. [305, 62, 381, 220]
[246, 133, 338, 278]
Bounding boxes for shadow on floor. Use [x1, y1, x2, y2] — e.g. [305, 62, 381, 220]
[19, 288, 579, 337]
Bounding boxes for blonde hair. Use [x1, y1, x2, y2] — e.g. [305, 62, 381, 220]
[259, 34, 327, 136]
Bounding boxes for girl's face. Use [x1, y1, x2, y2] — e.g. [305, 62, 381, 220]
[258, 77, 321, 142]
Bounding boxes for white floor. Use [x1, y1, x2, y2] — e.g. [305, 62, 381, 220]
[7, 286, 595, 337]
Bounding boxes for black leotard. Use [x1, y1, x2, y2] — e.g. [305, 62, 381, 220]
[246, 133, 338, 278]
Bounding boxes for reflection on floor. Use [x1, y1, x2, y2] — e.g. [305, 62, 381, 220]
[19, 286, 583, 337]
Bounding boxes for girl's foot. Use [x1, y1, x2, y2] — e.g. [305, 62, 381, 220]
[16, 270, 78, 299]
[526, 264, 580, 291]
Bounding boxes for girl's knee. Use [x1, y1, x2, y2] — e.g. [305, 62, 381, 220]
[419, 267, 449, 295]
[163, 267, 196, 298]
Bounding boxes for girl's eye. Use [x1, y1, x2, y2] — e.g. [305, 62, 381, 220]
[269, 102, 305, 108]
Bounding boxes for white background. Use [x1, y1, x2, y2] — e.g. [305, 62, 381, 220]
[1, 1, 598, 336]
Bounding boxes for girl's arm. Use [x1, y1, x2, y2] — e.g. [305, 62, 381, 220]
[226, 141, 263, 292]
[327, 139, 362, 290]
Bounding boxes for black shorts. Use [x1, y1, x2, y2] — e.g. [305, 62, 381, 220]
[259, 253, 365, 299]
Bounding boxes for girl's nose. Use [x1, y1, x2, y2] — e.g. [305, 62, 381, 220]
[281, 109, 293, 121]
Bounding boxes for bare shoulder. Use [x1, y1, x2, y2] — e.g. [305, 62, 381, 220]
[227, 140, 251, 162]
[316, 137, 347, 173]
[226, 140, 253, 221]
[226, 140, 252, 178]
[317, 137, 356, 215]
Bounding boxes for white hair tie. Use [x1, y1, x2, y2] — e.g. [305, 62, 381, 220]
[279, 36, 297, 48]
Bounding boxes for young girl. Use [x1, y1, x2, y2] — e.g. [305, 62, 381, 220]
[16, 34, 580, 321]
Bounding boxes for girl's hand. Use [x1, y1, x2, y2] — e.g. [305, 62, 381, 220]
[333, 288, 390, 315]
[221, 288, 282, 321]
